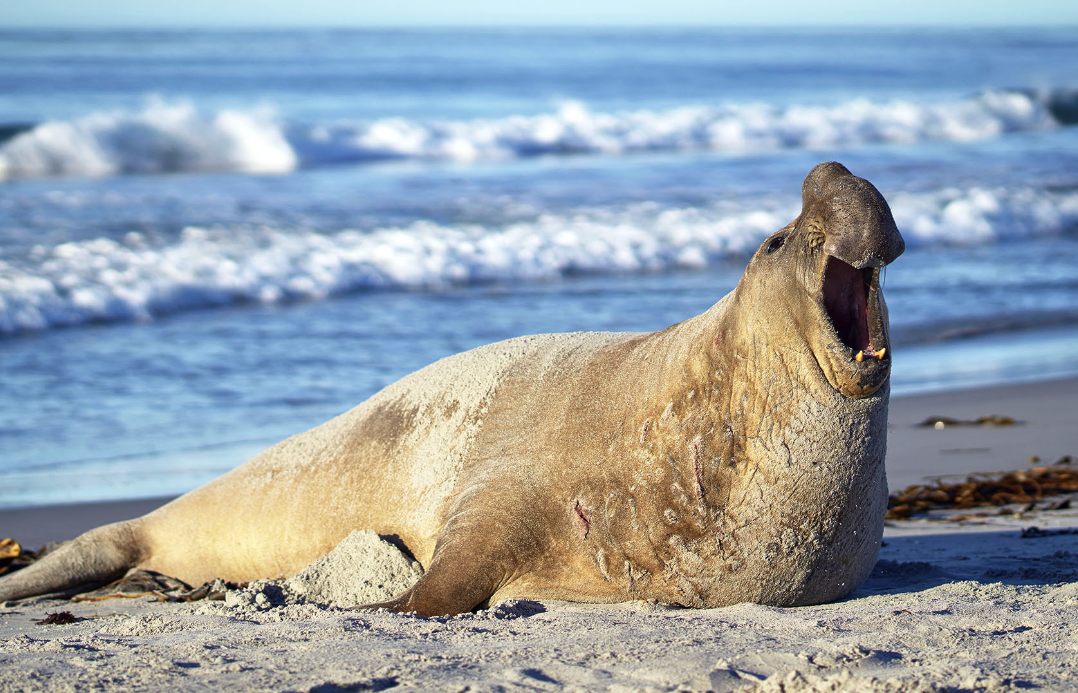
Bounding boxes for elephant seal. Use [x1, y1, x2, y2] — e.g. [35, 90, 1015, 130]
[0, 162, 904, 616]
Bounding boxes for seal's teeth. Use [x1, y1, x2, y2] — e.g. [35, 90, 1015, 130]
[855, 350, 864, 362]
[875, 348, 887, 360]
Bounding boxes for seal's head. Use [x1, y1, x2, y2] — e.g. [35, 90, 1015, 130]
[732, 161, 904, 398]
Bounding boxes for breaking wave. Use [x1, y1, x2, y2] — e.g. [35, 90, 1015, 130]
[2, 186, 1077, 334]
[0, 89, 1070, 180]
[0, 102, 295, 179]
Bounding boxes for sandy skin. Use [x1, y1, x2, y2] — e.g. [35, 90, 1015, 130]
[0, 162, 905, 616]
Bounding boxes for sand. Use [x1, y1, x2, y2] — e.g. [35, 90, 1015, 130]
[1, 377, 1076, 692]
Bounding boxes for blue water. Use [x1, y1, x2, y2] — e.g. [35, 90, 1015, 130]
[1, 28, 1077, 508]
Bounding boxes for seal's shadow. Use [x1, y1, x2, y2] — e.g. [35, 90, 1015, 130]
[299, 678, 399, 693]
[849, 529, 1078, 599]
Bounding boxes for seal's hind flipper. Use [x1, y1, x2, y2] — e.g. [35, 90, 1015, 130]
[0, 520, 145, 603]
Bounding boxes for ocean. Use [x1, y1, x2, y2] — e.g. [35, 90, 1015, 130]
[1, 28, 1077, 508]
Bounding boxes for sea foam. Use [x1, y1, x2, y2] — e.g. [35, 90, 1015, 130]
[0, 90, 1064, 180]
[0, 101, 295, 179]
[2, 186, 1076, 334]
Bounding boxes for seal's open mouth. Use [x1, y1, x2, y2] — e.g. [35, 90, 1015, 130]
[818, 256, 889, 396]
[822, 257, 886, 359]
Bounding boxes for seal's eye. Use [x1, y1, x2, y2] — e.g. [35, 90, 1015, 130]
[766, 235, 786, 254]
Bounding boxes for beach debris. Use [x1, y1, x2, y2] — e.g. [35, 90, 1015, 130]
[887, 459, 1078, 520]
[0, 539, 42, 577]
[70, 571, 249, 603]
[166, 578, 242, 602]
[65, 572, 235, 603]
[35, 611, 84, 625]
[918, 414, 1017, 429]
[71, 569, 191, 602]
[0, 539, 19, 561]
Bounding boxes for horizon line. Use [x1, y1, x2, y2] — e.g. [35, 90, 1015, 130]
[3, 22, 1078, 30]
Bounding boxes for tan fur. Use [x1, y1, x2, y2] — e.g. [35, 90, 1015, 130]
[0, 162, 904, 615]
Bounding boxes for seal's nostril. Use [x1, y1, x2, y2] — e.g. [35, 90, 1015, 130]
[800, 162, 904, 268]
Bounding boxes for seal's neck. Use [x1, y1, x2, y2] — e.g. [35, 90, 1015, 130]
[616, 292, 888, 607]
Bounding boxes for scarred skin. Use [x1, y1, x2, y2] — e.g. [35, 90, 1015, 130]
[0, 162, 904, 616]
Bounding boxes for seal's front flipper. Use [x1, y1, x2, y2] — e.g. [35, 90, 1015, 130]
[357, 553, 505, 617]
[0, 520, 145, 602]
[355, 528, 519, 617]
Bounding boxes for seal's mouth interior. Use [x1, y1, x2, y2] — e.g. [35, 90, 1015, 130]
[822, 256, 885, 360]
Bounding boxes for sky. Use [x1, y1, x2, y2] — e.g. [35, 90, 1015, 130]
[3, 0, 1078, 28]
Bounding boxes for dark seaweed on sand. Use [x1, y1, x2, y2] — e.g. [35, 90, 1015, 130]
[888, 457, 1078, 520]
[35, 611, 84, 625]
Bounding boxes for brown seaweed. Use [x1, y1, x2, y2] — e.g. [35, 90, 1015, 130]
[888, 457, 1078, 520]
[918, 414, 1018, 428]
[35, 611, 84, 625]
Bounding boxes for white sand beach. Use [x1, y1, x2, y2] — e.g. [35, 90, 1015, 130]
[1, 377, 1076, 692]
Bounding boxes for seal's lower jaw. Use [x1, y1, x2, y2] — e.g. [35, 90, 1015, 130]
[817, 256, 890, 398]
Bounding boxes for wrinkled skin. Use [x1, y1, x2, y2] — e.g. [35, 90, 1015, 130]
[0, 162, 904, 616]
